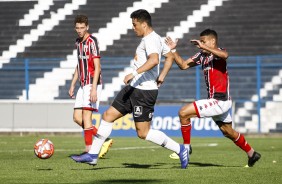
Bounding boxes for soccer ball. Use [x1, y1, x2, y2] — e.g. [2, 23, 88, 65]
[34, 139, 54, 159]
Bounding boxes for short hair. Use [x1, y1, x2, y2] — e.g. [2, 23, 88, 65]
[200, 29, 218, 41]
[74, 15, 88, 26]
[130, 9, 152, 27]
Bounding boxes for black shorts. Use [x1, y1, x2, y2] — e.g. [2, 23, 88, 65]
[112, 85, 158, 122]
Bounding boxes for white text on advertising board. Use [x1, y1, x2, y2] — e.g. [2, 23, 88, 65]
[92, 114, 219, 131]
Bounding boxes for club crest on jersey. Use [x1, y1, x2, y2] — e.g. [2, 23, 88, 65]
[134, 106, 143, 117]
[83, 45, 89, 53]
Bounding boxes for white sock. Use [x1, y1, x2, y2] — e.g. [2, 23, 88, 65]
[184, 144, 190, 153]
[145, 129, 180, 154]
[88, 119, 113, 155]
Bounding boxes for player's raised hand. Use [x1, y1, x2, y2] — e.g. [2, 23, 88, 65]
[190, 39, 202, 48]
[165, 36, 178, 50]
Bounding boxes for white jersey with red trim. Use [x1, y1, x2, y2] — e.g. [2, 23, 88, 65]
[191, 48, 230, 101]
[76, 35, 102, 86]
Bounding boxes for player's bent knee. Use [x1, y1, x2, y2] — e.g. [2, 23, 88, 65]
[73, 117, 81, 125]
[220, 127, 234, 140]
[178, 109, 187, 119]
[136, 131, 147, 140]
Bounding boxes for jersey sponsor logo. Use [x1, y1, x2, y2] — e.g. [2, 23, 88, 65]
[203, 66, 211, 71]
[134, 106, 143, 117]
[78, 55, 89, 60]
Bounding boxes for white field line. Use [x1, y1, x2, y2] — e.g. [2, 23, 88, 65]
[0, 143, 218, 153]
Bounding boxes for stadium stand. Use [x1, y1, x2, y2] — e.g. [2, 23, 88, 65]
[0, 1, 36, 54]
[0, 0, 281, 132]
[0, 0, 135, 99]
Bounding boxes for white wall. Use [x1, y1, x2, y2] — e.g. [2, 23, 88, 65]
[0, 100, 80, 132]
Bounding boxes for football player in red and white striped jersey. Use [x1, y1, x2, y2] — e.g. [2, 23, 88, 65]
[69, 15, 112, 157]
[165, 29, 261, 167]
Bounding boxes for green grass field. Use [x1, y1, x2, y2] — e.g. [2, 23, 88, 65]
[0, 135, 281, 184]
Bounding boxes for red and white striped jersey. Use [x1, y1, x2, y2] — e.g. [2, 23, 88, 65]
[76, 35, 102, 86]
[191, 48, 230, 101]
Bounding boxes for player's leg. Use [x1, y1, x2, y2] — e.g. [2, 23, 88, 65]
[213, 101, 261, 167]
[82, 109, 95, 152]
[73, 108, 83, 127]
[89, 106, 122, 154]
[217, 122, 261, 167]
[179, 103, 198, 151]
[73, 108, 97, 135]
[132, 88, 189, 168]
[70, 86, 131, 165]
[70, 106, 123, 165]
[85, 86, 132, 161]
[73, 108, 98, 152]
[73, 87, 84, 127]
[73, 87, 94, 152]
[87, 84, 113, 158]
[170, 102, 198, 159]
[135, 121, 179, 152]
[72, 109, 90, 153]
[80, 84, 99, 152]
[134, 121, 188, 169]
[84, 84, 113, 156]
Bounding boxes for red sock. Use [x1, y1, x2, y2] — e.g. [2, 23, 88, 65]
[92, 126, 98, 136]
[234, 133, 252, 153]
[181, 124, 191, 144]
[84, 128, 93, 146]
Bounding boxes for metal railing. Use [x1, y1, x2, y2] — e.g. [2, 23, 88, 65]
[1, 55, 282, 133]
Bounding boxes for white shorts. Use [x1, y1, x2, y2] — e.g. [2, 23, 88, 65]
[193, 98, 232, 123]
[74, 84, 102, 112]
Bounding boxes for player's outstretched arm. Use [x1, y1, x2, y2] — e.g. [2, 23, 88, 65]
[191, 39, 229, 60]
[165, 36, 195, 70]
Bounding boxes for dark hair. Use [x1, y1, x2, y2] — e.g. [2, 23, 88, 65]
[200, 29, 218, 40]
[74, 15, 88, 26]
[130, 9, 152, 27]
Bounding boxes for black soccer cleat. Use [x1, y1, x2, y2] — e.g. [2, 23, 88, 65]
[189, 144, 192, 155]
[248, 151, 261, 167]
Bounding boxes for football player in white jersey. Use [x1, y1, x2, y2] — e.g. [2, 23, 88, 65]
[71, 9, 190, 169]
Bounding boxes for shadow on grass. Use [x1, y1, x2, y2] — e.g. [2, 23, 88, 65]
[70, 161, 240, 170]
[87, 179, 165, 184]
[190, 162, 224, 167]
[190, 162, 243, 167]
[70, 163, 164, 170]
[122, 163, 163, 168]
[36, 168, 53, 171]
[158, 162, 241, 168]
